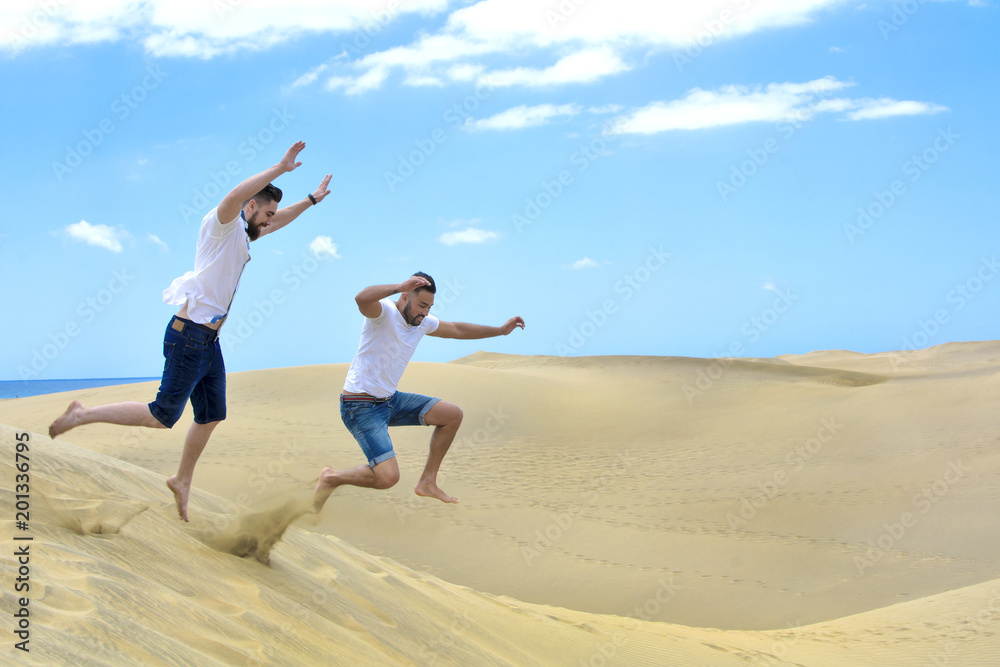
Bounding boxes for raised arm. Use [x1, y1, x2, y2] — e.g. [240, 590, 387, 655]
[258, 174, 332, 237]
[355, 275, 432, 318]
[429, 316, 525, 340]
[216, 141, 306, 224]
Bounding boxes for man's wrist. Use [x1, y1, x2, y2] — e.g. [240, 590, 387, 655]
[307, 193, 317, 205]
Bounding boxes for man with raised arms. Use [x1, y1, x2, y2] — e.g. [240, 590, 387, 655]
[49, 141, 332, 521]
[313, 272, 524, 511]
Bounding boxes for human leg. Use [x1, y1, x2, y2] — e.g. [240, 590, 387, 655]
[413, 400, 462, 503]
[313, 398, 396, 511]
[313, 458, 400, 511]
[49, 401, 165, 438]
[50, 318, 207, 439]
[165, 337, 227, 521]
[166, 420, 222, 521]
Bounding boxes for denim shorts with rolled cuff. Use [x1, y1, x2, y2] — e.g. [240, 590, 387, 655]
[340, 391, 441, 468]
[148, 316, 227, 428]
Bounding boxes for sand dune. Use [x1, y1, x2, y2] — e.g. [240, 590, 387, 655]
[2, 343, 999, 665]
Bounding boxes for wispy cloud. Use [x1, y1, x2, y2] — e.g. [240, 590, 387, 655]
[310, 235, 341, 259]
[289, 64, 329, 90]
[563, 257, 601, 270]
[439, 227, 501, 245]
[65, 220, 127, 253]
[611, 77, 948, 134]
[588, 104, 624, 115]
[843, 98, 949, 121]
[325, 65, 392, 96]
[147, 233, 169, 252]
[466, 103, 582, 131]
[483, 47, 629, 88]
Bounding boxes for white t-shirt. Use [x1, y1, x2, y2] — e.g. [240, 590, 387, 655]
[162, 207, 251, 325]
[343, 298, 440, 397]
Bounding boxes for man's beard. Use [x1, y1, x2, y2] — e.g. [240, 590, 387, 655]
[403, 301, 424, 326]
[246, 210, 265, 241]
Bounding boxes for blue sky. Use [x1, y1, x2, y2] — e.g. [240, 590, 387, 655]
[2, 0, 997, 382]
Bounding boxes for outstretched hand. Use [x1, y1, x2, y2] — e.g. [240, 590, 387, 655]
[312, 174, 332, 204]
[499, 316, 525, 335]
[279, 141, 306, 173]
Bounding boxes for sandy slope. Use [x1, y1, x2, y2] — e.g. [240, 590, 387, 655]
[2, 342, 999, 665]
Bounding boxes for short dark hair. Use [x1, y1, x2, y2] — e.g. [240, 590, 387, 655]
[412, 271, 436, 294]
[244, 183, 283, 207]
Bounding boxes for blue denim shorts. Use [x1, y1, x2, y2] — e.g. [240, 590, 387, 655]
[148, 316, 227, 428]
[340, 391, 441, 467]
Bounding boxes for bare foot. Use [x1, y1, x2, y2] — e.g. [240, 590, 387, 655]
[166, 476, 190, 522]
[49, 400, 85, 438]
[313, 467, 339, 513]
[414, 481, 458, 504]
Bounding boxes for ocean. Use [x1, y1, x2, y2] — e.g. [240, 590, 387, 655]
[0, 378, 160, 399]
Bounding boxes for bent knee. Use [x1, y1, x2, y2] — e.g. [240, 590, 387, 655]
[439, 402, 463, 426]
[148, 412, 171, 429]
[374, 470, 400, 489]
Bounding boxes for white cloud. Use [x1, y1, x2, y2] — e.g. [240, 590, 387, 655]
[2, 1, 853, 89]
[310, 235, 341, 259]
[438, 227, 501, 245]
[311, 0, 847, 94]
[65, 220, 127, 252]
[1, 2, 142, 55]
[564, 257, 600, 270]
[612, 77, 850, 133]
[447, 63, 485, 82]
[289, 64, 329, 90]
[811, 97, 858, 113]
[0, 0, 450, 57]
[405, 73, 446, 87]
[483, 46, 629, 87]
[466, 103, 582, 131]
[843, 98, 949, 121]
[588, 104, 624, 115]
[147, 233, 169, 252]
[446, 0, 842, 50]
[611, 77, 947, 134]
[326, 64, 392, 95]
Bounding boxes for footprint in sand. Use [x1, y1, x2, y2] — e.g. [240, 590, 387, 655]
[38, 496, 148, 535]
